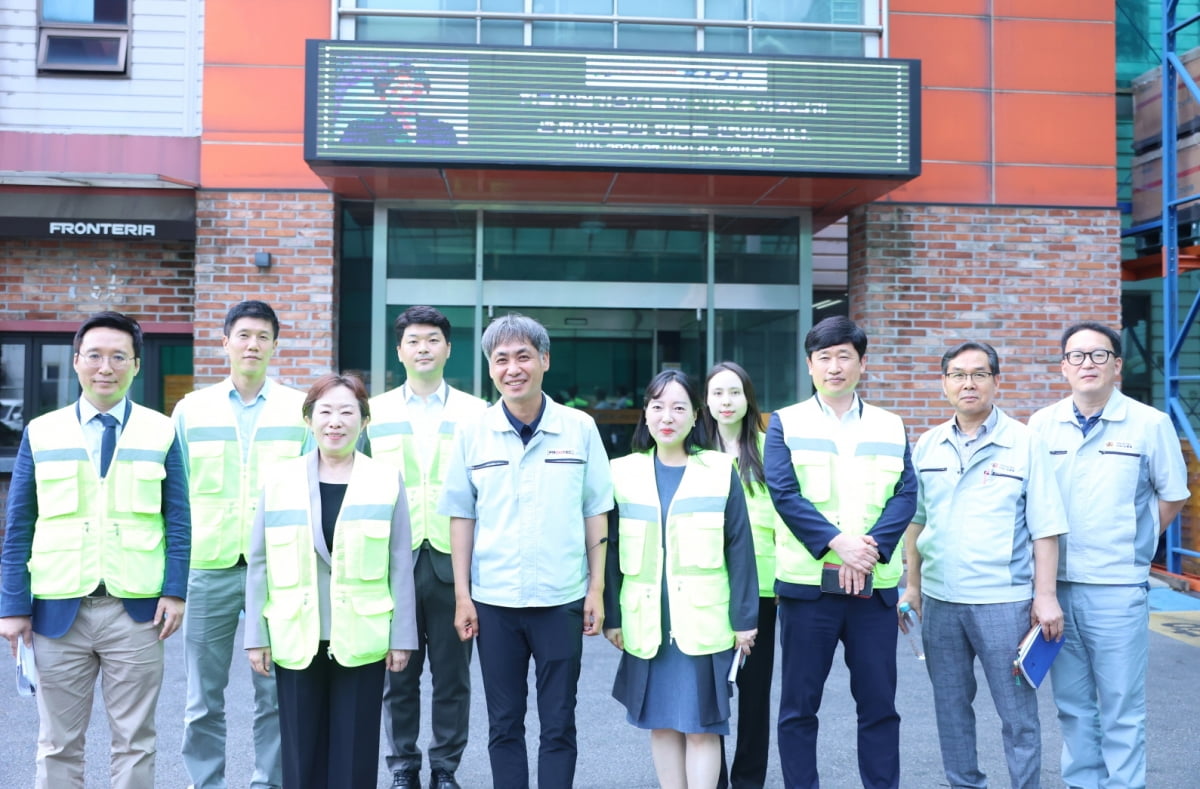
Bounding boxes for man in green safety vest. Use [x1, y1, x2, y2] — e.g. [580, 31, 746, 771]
[0, 311, 192, 789]
[174, 300, 310, 789]
[763, 316, 917, 789]
[367, 306, 486, 789]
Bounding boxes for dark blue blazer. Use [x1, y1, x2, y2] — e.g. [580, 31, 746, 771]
[0, 404, 191, 638]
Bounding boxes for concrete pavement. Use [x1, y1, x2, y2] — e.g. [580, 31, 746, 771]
[1, 591, 1198, 788]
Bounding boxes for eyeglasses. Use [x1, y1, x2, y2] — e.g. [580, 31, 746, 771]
[1063, 350, 1115, 366]
[944, 371, 993, 383]
[78, 352, 134, 370]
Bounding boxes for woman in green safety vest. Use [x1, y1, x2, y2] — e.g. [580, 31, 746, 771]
[604, 369, 759, 789]
[702, 361, 786, 789]
[244, 373, 418, 789]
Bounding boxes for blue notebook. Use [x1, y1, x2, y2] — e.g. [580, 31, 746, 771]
[1014, 624, 1064, 689]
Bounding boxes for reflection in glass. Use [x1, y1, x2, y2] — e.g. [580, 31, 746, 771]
[715, 216, 799, 284]
[703, 27, 747, 53]
[40, 345, 75, 416]
[0, 344, 26, 447]
[713, 310, 797, 412]
[388, 210, 476, 280]
[483, 212, 706, 282]
[753, 0, 864, 56]
[43, 0, 128, 23]
[704, 0, 747, 20]
[618, 24, 696, 51]
[357, 0, 478, 43]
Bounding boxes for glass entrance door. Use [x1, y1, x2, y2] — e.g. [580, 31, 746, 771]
[484, 306, 704, 455]
[352, 203, 813, 422]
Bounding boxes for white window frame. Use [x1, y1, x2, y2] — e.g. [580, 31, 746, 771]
[38, 0, 131, 74]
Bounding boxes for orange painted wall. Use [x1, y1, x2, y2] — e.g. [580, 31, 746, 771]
[886, 1, 1116, 207]
[200, 1, 1117, 208]
[200, 0, 328, 189]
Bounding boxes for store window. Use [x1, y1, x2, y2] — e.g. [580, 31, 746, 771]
[39, 0, 130, 73]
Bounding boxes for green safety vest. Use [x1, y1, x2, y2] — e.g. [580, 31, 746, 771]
[774, 398, 907, 589]
[367, 386, 486, 553]
[26, 403, 174, 599]
[611, 450, 735, 659]
[741, 433, 782, 597]
[259, 455, 401, 669]
[179, 382, 308, 569]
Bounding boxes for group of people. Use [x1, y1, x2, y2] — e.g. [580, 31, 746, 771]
[0, 301, 1189, 789]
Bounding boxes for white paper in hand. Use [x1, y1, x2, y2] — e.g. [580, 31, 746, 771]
[16, 639, 37, 697]
[727, 649, 745, 684]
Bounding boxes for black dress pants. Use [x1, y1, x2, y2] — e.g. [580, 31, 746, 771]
[475, 599, 584, 789]
[718, 596, 778, 789]
[275, 645, 386, 789]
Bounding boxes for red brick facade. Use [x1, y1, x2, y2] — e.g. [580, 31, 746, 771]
[192, 190, 337, 389]
[848, 204, 1123, 435]
[0, 237, 194, 323]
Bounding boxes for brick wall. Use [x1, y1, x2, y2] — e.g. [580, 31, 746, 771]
[0, 237, 194, 322]
[193, 190, 337, 389]
[848, 204, 1123, 436]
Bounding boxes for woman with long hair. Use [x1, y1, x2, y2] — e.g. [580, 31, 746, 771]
[604, 369, 759, 789]
[702, 361, 785, 789]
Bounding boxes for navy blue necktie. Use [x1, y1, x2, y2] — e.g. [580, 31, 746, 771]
[98, 413, 118, 478]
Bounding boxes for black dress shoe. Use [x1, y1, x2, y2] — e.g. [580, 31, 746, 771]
[429, 770, 461, 789]
[392, 769, 421, 788]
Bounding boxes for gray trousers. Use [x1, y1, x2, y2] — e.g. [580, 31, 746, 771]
[383, 546, 473, 773]
[922, 596, 1042, 789]
[182, 565, 282, 789]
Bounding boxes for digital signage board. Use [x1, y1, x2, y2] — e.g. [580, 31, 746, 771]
[306, 41, 920, 178]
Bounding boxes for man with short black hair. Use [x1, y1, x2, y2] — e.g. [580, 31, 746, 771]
[764, 315, 916, 789]
[175, 300, 309, 789]
[1029, 321, 1189, 789]
[440, 313, 612, 789]
[901, 340, 1066, 789]
[0, 310, 191, 789]
[369, 306, 486, 789]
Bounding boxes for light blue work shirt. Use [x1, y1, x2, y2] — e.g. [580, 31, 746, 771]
[438, 395, 613, 607]
[913, 407, 1068, 604]
[1028, 388, 1190, 584]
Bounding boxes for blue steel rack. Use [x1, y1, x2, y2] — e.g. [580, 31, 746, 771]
[1160, 1, 1200, 574]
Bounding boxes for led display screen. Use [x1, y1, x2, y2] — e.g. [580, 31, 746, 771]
[306, 41, 920, 177]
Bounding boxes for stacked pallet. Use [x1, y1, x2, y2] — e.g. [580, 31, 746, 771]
[1131, 49, 1200, 227]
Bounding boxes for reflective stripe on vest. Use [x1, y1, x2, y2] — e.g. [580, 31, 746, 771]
[260, 455, 400, 669]
[368, 387, 486, 553]
[739, 432, 781, 597]
[26, 404, 174, 599]
[774, 399, 907, 588]
[612, 450, 735, 659]
[182, 382, 308, 569]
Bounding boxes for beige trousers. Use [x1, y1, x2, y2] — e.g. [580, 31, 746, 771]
[32, 596, 164, 789]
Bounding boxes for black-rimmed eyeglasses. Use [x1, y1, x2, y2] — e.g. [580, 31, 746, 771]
[1063, 350, 1114, 366]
